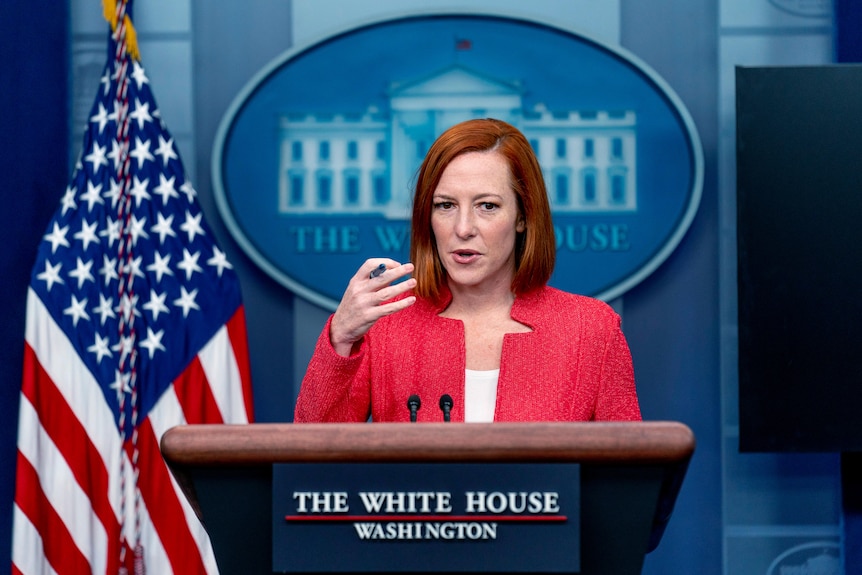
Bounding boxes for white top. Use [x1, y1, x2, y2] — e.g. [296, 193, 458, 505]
[464, 369, 500, 423]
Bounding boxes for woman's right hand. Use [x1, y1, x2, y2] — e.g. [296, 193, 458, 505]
[329, 259, 417, 357]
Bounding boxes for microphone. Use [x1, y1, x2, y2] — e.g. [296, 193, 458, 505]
[407, 394, 421, 422]
[439, 394, 453, 422]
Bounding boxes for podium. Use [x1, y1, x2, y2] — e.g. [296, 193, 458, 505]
[161, 422, 694, 574]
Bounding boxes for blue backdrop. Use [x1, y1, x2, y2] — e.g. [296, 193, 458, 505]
[0, 3, 69, 572]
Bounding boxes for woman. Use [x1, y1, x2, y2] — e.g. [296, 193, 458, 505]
[294, 118, 641, 423]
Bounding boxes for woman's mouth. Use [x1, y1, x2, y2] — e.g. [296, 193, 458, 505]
[452, 250, 480, 264]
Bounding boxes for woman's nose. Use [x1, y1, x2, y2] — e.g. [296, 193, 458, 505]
[454, 210, 477, 238]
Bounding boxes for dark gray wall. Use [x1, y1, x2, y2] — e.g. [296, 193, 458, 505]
[621, 1, 721, 571]
[192, 1, 298, 424]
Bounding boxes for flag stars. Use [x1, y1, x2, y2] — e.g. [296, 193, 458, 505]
[30, 47, 246, 436]
[130, 175, 151, 207]
[100, 67, 111, 96]
[87, 333, 112, 364]
[143, 289, 170, 321]
[74, 219, 100, 251]
[43, 222, 70, 253]
[80, 180, 105, 212]
[103, 178, 122, 209]
[130, 136, 154, 168]
[93, 292, 116, 325]
[140, 327, 166, 358]
[151, 212, 177, 244]
[146, 252, 174, 283]
[36, 260, 64, 292]
[90, 103, 110, 134]
[68, 257, 95, 289]
[118, 255, 145, 282]
[180, 181, 197, 203]
[108, 139, 123, 171]
[115, 293, 141, 322]
[153, 173, 179, 204]
[112, 335, 135, 369]
[177, 249, 202, 280]
[129, 98, 153, 130]
[174, 286, 200, 318]
[61, 185, 77, 216]
[84, 142, 109, 174]
[180, 210, 205, 243]
[130, 60, 149, 90]
[99, 254, 119, 286]
[100, 218, 121, 249]
[129, 215, 150, 247]
[207, 246, 233, 277]
[155, 135, 178, 167]
[63, 294, 90, 327]
[110, 368, 132, 397]
[109, 100, 123, 127]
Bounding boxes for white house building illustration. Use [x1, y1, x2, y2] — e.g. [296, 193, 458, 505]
[278, 65, 637, 219]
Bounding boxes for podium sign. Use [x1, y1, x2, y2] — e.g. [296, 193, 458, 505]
[160, 422, 694, 574]
[272, 463, 580, 573]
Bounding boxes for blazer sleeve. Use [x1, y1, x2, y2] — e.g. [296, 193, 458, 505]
[293, 315, 372, 422]
[594, 316, 642, 421]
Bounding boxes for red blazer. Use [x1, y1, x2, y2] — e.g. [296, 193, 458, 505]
[295, 286, 641, 423]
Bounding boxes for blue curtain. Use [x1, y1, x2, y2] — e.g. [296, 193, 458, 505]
[835, 0, 862, 61]
[0, 3, 69, 574]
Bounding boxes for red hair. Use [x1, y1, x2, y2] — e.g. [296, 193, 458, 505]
[410, 118, 556, 304]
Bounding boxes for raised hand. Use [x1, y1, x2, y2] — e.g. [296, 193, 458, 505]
[329, 259, 417, 357]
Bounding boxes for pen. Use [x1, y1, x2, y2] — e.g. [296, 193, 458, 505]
[370, 263, 386, 279]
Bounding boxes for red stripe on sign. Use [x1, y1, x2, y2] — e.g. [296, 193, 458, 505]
[285, 514, 568, 522]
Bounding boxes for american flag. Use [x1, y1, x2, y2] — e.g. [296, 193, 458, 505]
[12, 4, 253, 574]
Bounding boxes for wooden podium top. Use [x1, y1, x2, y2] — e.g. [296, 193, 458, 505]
[160, 421, 695, 572]
[161, 421, 695, 466]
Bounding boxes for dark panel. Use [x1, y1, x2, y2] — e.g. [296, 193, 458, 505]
[836, 0, 862, 63]
[0, 3, 70, 574]
[736, 65, 862, 452]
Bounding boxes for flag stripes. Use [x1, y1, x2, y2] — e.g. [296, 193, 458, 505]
[16, 288, 248, 573]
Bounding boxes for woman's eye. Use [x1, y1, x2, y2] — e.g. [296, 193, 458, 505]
[434, 201, 454, 210]
[480, 202, 498, 211]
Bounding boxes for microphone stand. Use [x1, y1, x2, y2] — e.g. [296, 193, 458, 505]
[439, 394, 453, 422]
[407, 395, 421, 422]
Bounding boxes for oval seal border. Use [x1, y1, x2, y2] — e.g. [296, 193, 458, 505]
[212, 8, 703, 310]
[768, 0, 832, 18]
